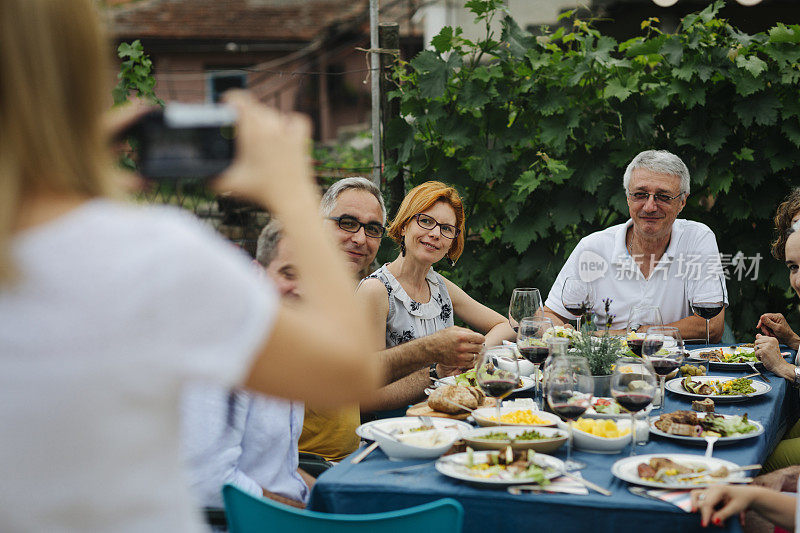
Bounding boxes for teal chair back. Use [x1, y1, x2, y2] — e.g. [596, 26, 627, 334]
[222, 484, 464, 533]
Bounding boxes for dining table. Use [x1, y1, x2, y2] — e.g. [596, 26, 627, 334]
[308, 345, 799, 533]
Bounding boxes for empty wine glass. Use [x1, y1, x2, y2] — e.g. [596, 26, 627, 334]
[626, 304, 663, 356]
[508, 288, 543, 332]
[561, 277, 595, 331]
[688, 273, 728, 346]
[611, 356, 657, 456]
[517, 316, 553, 408]
[546, 356, 593, 471]
[644, 326, 685, 410]
[476, 346, 520, 423]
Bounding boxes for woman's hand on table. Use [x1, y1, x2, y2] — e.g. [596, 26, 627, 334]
[691, 486, 760, 527]
[755, 334, 795, 380]
[757, 313, 800, 350]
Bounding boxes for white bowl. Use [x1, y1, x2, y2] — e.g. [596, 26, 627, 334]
[356, 417, 467, 461]
[569, 418, 633, 454]
[472, 405, 560, 427]
[495, 352, 537, 376]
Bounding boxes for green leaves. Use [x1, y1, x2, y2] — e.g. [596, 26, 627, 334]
[113, 40, 162, 106]
[385, 0, 800, 342]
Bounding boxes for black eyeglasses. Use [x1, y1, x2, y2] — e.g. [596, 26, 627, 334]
[627, 191, 684, 205]
[327, 215, 385, 239]
[412, 213, 460, 239]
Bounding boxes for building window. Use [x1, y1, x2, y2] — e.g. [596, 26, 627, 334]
[207, 71, 247, 103]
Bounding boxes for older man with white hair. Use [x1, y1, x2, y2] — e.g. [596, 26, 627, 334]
[543, 149, 726, 341]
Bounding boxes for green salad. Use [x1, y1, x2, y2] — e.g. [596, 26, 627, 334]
[701, 414, 757, 437]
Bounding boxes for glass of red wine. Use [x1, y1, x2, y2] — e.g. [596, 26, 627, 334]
[517, 316, 553, 408]
[688, 274, 728, 346]
[546, 356, 593, 471]
[561, 277, 595, 332]
[611, 356, 656, 456]
[508, 288, 543, 333]
[626, 305, 663, 356]
[476, 346, 520, 423]
[644, 326, 684, 410]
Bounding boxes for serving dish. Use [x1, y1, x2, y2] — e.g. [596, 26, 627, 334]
[584, 397, 654, 419]
[463, 425, 568, 454]
[472, 406, 560, 428]
[435, 449, 564, 486]
[570, 418, 633, 454]
[648, 412, 764, 444]
[664, 375, 770, 402]
[436, 375, 535, 394]
[356, 417, 471, 461]
[611, 453, 745, 489]
[686, 346, 762, 369]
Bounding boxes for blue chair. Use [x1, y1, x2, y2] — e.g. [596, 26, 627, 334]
[222, 484, 464, 533]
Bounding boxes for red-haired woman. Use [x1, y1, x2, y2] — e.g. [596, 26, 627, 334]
[357, 181, 516, 411]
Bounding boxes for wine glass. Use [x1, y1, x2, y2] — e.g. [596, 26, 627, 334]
[517, 316, 553, 408]
[476, 346, 520, 423]
[644, 326, 684, 410]
[542, 337, 569, 403]
[611, 356, 657, 456]
[688, 273, 728, 346]
[561, 277, 595, 332]
[546, 356, 593, 471]
[508, 288, 543, 332]
[626, 305, 663, 356]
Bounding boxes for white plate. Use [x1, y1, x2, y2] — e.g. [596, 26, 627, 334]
[649, 413, 764, 444]
[664, 375, 771, 402]
[435, 450, 564, 486]
[584, 397, 654, 419]
[436, 375, 535, 394]
[472, 405, 561, 427]
[611, 453, 745, 489]
[356, 417, 473, 440]
[686, 347, 761, 369]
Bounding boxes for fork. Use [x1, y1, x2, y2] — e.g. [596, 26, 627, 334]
[746, 362, 769, 382]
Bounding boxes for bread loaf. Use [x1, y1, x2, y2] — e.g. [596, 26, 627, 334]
[428, 385, 479, 414]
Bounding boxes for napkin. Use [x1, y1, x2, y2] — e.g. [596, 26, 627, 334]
[641, 488, 693, 512]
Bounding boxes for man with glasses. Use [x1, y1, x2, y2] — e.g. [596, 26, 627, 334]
[299, 177, 482, 464]
[542, 150, 726, 341]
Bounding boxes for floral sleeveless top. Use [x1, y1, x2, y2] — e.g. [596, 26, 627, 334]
[362, 264, 454, 348]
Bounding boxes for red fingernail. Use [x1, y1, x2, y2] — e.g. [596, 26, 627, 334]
[702, 520, 707, 527]
[713, 518, 721, 526]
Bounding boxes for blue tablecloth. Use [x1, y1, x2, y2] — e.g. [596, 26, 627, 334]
[309, 347, 798, 533]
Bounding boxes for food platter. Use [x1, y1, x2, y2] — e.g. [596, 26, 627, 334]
[649, 412, 764, 444]
[664, 375, 770, 402]
[584, 397, 654, 419]
[463, 425, 568, 453]
[435, 450, 564, 486]
[611, 453, 746, 489]
[356, 416, 472, 440]
[686, 346, 762, 369]
[435, 375, 535, 394]
[472, 405, 561, 427]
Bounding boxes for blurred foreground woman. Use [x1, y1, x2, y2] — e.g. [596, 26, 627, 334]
[0, 0, 379, 530]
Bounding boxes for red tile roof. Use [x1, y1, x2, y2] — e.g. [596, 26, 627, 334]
[105, 0, 370, 41]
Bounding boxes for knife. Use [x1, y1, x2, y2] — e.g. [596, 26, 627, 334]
[746, 362, 769, 382]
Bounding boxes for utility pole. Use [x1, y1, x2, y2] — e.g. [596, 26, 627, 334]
[369, 0, 381, 187]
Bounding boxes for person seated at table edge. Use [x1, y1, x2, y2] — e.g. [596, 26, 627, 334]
[756, 187, 800, 350]
[356, 181, 517, 413]
[181, 220, 314, 511]
[299, 178, 489, 461]
[541, 149, 725, 342]
[754, 221, 800, 473]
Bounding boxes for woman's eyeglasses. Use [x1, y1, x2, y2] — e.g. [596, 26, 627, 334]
[412, 213, 460, 239]
[327, 215, 385, 239]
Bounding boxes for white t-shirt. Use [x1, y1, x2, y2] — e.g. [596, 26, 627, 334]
[0, 200, 277, 532]
[544, 219, 724, 329]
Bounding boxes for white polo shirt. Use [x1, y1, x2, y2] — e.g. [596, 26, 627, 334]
[544, 219, 724, 329]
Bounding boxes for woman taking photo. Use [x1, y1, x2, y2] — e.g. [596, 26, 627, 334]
[0, 0, 379, 530]
[357, 181, 515, 410]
